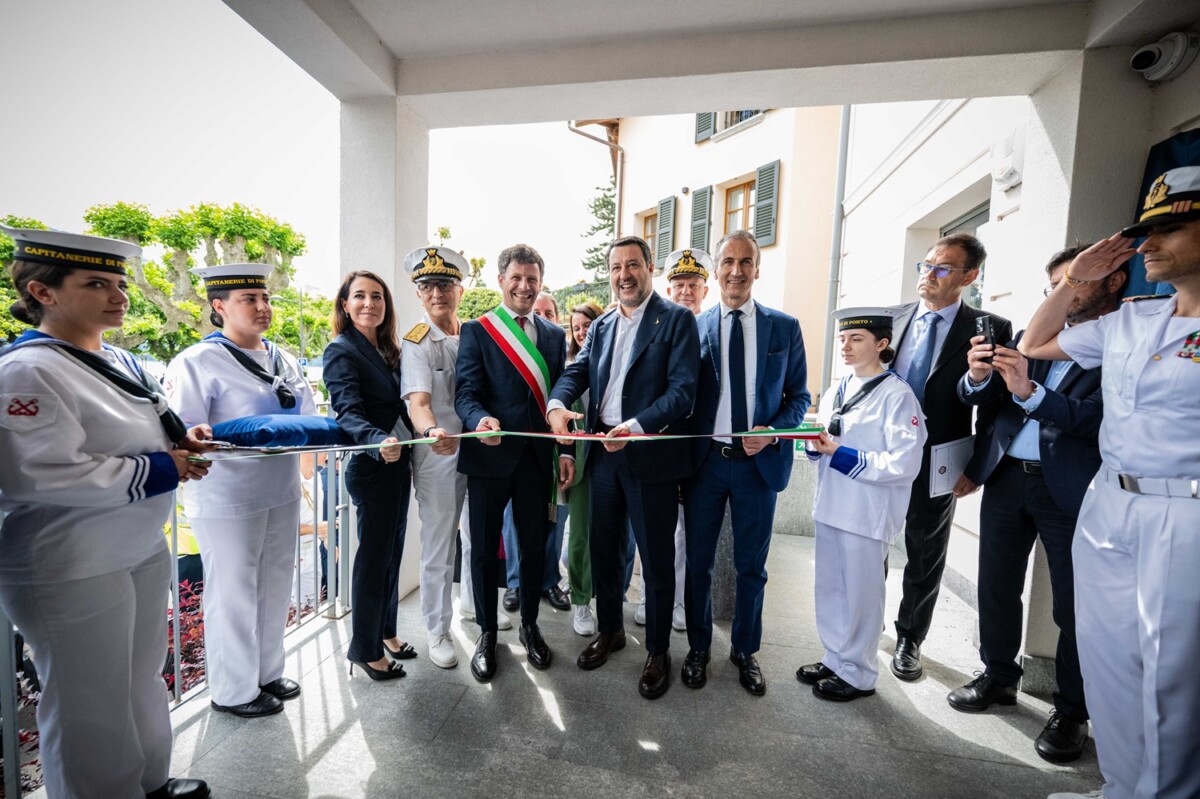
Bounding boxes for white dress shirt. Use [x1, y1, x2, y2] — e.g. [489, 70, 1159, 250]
[597, 293, 652, 432]
[714, 300, 758, 443]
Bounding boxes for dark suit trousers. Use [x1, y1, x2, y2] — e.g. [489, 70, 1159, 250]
[683, 448, 778, 655]
[467, 441, 550, 633]
[895, 447, 956, 644]
[978, 458, 1087, 721]
[590, 446, 678, 654]
[345, 452, 412, 663]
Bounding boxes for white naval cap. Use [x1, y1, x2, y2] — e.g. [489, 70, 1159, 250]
[402, 246, 468, 283]
[190, 262, 273, 295]
[1, 224, 140, 276]
[832, 306, 903, 331]
[663, 248, 713, 281]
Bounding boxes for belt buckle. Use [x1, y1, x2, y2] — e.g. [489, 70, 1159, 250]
[1118, 474, 1140, 493]
[719, 445, 734, 459]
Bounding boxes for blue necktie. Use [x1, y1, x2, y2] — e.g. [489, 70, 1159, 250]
[729, 309, 748, 449]
[906, 313, 940, 406]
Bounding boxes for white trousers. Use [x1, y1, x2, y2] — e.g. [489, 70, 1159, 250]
[459, 491, 474, 611]
[638, 505, 686, 606]
[813, 521, 889, 691]
[1073, 482, 1200, 799]
[192, 502, 300, 706]
[412, 445, 467, 636]
[0, 549, 173, 799]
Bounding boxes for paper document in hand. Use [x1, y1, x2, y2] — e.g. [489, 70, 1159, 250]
[929, 436, 974, 497]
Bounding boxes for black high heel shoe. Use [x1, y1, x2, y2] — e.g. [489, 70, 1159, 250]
[383, 641, 418, 661]
[348, 659, 406, 681]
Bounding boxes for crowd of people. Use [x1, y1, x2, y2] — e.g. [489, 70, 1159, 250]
[1, 165, 1198, 799]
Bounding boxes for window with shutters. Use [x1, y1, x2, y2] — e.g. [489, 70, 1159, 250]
[725, 181, 756, 234]
[695, 110, 764, 143]
[642, 213, 658, 258]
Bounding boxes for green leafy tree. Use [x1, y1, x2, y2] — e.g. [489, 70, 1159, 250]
[434, 226, 451, 245]
[458, 287, 501, 320]
[0, 214, 49, 342]
[581, 176, 616, 276]
[467, 256, 487, 288]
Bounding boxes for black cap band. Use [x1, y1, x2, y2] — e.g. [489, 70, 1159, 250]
[838, 316, 894, 331]
[13, 240, 128, 275]
[203, 276, 269, 295]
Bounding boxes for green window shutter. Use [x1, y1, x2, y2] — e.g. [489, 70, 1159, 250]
[690, 185, 712, 251]
[655, 196, 676, 264]
[754, 160, 780, 247]
[695, 113, 716, 143]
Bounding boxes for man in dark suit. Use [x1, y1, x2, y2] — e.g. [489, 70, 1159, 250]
[455, 243, 569, 683]
[950, 245, 1126, 764]
[889, 232, 1012, 681]
[547, 235, 700, 700]
[680, 231, 810, 696]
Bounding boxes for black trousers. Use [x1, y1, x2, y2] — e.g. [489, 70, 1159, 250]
[590, 446, 679, 655]
[468, 441, 551, 633]
[978, 458, 1087, 721]
[895, 448, 956, 644]
[344, 451, 412, 663]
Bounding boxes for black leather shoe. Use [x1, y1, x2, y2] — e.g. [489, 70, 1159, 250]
[383, 641, 418, 661]
[795, 662, 835, 685]
[730, 649, 766, 696]
[210, 691, 283, 718]
[947, 672, 1018, 712]
[813, 674, 876, 702]
[639, 652, 671, 700]
[543, 585, 571, 611]
[259, 677, 301, 700]
[890, 636, 923, 681]
[519, 623, 552, 670]
[146, 778, 211, 799]
[1035, 711, 1089, 763]
[681, 648, 710, 689]
[503, 588, 520, 611]
[471, 632, 498, 683]
[577, 631, 626, 670]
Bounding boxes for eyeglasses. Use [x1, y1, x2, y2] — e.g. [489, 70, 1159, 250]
[915, 262, 972, 279]
[417, 281, 456, 295]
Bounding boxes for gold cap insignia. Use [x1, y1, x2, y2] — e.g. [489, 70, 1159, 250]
[1145, 174, 1170, 211]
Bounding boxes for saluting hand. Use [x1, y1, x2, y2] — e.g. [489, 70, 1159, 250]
[1064, 232, 1136, 283]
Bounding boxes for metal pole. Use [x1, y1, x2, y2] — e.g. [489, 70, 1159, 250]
[298, 288, 306, 364]
[170, 501, 183, 703]
[821, 105, 853, 393]
[0, 605, 21, 799]
[311, 460, 322, 616]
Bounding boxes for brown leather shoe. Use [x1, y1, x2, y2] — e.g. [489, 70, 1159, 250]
[577, 631, 626, 671]
[639, 652, 672, 700]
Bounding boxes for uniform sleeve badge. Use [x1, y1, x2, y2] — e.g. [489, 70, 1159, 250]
[403, 322, 431, 344]
[0, 394, 58, 431]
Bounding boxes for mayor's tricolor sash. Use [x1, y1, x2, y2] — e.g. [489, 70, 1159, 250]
[477, 307, 551, 415]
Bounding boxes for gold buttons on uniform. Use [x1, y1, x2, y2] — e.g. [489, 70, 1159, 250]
[1153, 355, 1162, 361]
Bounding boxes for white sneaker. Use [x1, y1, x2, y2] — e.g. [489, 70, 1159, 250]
[671, 603, 686, 631]
[634, 602, 647, 626]
[1047, 791, 1105, 799]
[458, 603, 512, 631]
[428, 634, 457, 668]
[572, 604, 597, 636]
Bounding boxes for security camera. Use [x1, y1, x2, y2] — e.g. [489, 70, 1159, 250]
[1130, 31, 1199, 82]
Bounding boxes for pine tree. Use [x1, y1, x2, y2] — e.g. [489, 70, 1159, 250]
[581, 176, 616, 276]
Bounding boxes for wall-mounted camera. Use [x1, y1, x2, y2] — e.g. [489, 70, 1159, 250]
[1130, 31, 1199, 83]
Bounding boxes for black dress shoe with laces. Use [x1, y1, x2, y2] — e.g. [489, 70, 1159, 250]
[259, 677, 301, 700]
[730, 649, 766, 696]
[543, 585, 571, 611]
[795, 662, 835, 685]
[503, 588, 520, 611]
[577, 631, 626, 670]
[890, 636, 923, 681]
[813, 674, 876, 702]
[1035, 711, 1089, 763]
[947, 673, 1018, 712]
[210, 691, 283, 718]
[639, 652, 672, 699]
[681, 648, 710, 689]
[519, 623, 552, 670]
[471, 631, 498, 683]
[146, 778, 211, 799]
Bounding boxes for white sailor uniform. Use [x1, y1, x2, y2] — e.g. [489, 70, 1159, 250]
[0, 335, 180, 799]
[1058, 294, 1200, 799]
[165, 335, 315, 706]
[401, 316, 468, 638]
[808, 372, 926, 690]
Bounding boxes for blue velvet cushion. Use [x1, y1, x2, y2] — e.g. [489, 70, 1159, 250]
[211, 414, 350, 447]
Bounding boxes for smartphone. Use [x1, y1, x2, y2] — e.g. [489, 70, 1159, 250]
[975, 316, 995, 364]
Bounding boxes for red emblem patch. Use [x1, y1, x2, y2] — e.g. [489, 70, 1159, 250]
[911, 416, 918, 426]
[7, 398, 39, 417]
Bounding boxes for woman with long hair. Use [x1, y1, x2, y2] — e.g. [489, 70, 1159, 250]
[166, 263, 317, 717]
[564, 301, 603, 635]
[0, 226, 212, 798]
[323, 270, 414, 680]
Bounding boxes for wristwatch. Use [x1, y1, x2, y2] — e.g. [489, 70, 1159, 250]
[423, 426, 437, 437]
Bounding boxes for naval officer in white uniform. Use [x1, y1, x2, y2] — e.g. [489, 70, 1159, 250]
[166, 263, 316, 718]
[1022, 168, 1200, 799]
[0, 226, 212, 799]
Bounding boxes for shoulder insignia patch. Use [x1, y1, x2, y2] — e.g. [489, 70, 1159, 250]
[1122, 294, 1171, 303]
[403, 322, 430, 344]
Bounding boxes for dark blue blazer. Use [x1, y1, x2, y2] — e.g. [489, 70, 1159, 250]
[455, 312, 566, 479]
[957, 331, 1102, 516]
[324, 327, 412, 460]
[549, 291, 700, 483]
[690, 301, 811, 493]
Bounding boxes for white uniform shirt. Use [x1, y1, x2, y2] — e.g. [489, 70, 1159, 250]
[599, 294, 651, 430]
[715, 300, 758, 443]
[0, 341, 176, 584]
[401, 314, 463, 435]
[166, 338, 316, 519]
[809, 372, 928, 542]
[1059, 294, 1200, 479]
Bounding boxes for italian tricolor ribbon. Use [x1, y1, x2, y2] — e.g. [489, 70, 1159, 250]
[477, 306, 551, 416]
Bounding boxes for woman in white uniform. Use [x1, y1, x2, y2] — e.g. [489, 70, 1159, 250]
[165, 263, 316, 717]
[0, 226, 211, 799]
[798, 307, 926, 702]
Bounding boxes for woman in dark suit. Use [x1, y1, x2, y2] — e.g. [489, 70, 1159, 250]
[323, 270, 414, 681]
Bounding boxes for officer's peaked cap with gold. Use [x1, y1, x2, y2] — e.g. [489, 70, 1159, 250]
[1123, 166, 1200, 238]
[190, 263, 273, 296]
[1, 224, 140, 276]
[664, 248, 712, 282]
[403, 246, 467, 283]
